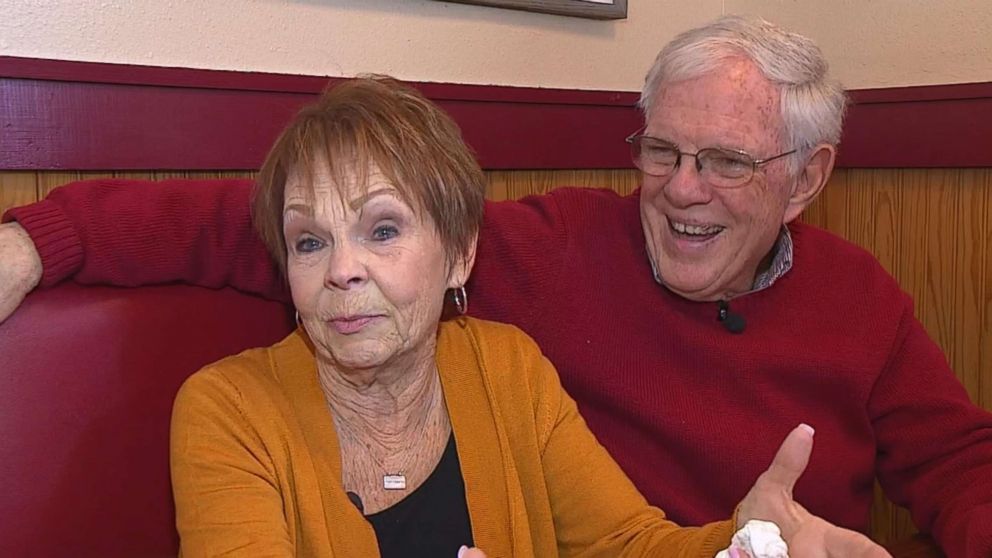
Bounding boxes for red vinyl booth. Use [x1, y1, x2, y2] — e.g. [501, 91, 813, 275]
[0, 282, 293, 557]
[0, 280, 943, 558]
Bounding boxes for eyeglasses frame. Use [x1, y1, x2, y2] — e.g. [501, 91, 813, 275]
[625, 131, 797, 188]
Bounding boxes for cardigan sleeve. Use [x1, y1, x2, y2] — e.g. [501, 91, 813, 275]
[171, 365, 295, 557]
[868, 299, 992, 558]
[520, 333, 735, 557]
[2, 178, 290, 302]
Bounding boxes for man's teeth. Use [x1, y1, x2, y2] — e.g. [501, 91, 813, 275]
[671, 220, 723, 236]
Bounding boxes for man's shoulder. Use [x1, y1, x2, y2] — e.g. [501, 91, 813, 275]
[789, 221, 905, 297]
[547, 186, 639, 216]
[545, 187, 642, 242]
[792, 221, 888, 271]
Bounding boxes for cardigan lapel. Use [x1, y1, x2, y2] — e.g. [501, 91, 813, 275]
[437, 319, 534, 558]
[270, 322, 536, 557]
[271, 329, 381, 557]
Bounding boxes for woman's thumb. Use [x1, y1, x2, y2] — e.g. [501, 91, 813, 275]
[458, 545, 487, 558]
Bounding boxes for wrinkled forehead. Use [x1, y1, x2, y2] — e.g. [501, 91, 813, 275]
[649, 59, 785, 148]
[282, 150, 415, 213]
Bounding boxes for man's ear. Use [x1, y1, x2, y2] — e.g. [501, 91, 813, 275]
[783, 144, 836, 224]
[447, 234, 478, 289]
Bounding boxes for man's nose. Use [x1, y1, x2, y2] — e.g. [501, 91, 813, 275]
[663, 153, 711, 206]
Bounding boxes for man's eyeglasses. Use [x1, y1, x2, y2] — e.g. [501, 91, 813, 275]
[626, 132, 796, 189]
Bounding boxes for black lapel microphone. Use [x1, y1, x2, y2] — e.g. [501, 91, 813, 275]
[346, 491, 364, 514]
[717, 300, 747, 334]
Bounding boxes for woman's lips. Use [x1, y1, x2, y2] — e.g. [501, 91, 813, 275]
[328, 315, 380, 335]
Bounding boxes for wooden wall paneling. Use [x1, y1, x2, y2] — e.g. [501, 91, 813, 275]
[893, 170, 931, 333]
[0, 172, 38, 216]
[211, 171, 256, 180]
[870, 169, 900, 278]
[871, 482, 917, 545]
[953, 170, 985, 406]
[38, 172, 87, 198]
[151, 171, 191, 180]
[805, 169, 849, 237]
[801, 181, 825, 227]
[846, 170, 879, 258]
[922, 172, 959, 378]
[486, 169, 639, 201]
[974, 168, 989, 410]
[111, 171, 157, 180]
[828, 170, 917, 546]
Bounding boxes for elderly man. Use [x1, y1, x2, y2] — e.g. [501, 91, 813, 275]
[2, 15, 991, 556]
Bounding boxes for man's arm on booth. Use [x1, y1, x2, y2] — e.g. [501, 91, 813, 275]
[870, 300, 992, 558]
[0, 179, 289, 321]
[1, 178, 573, 328]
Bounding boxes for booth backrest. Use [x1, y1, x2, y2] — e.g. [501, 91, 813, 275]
[0, 283, 293, 557]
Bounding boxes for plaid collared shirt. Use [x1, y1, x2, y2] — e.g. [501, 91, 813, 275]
[752, 226, 793, 291]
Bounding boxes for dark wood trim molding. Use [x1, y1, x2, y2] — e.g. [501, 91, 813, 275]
[842, 82, 992, 167]
[0, 56, 640, 171]
[1, 56, 990, 170]
[434, 0, 627, 20]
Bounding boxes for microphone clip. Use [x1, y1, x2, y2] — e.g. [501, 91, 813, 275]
[717, 300, 747, 334]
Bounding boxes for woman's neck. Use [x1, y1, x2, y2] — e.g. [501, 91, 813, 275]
[317, 341, 443, 444]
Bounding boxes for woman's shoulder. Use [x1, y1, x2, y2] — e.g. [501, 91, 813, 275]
[439, 318, 572, 453]
[438, 317, 561, 399]
[175, 329, 311, 412]
[441, 316, 542, 357]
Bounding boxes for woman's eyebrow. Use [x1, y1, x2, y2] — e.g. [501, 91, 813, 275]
[283, 204, 313, 218]
[348, 188, 398, 211]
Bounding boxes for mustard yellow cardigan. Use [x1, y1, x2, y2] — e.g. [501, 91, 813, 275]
[171, 317, 734, 557]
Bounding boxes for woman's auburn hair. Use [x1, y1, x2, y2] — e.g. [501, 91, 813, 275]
[252, 74, 486, 275]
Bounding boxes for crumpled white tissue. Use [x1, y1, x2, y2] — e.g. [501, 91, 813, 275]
[715, 519, 789, 558]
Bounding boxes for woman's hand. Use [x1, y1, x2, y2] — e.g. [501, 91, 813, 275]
[738, 424, 891, 557]
[457, 545, 487, 558]
[0, 222, 42, 323]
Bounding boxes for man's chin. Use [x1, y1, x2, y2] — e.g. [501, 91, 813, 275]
[658, 278, 724, 302]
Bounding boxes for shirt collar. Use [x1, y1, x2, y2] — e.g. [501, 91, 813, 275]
[752, 226, 794, 291]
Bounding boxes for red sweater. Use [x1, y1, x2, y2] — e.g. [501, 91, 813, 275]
[7, 180, 992, 556]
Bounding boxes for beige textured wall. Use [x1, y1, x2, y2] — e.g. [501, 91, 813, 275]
[1, 0, 990, 90]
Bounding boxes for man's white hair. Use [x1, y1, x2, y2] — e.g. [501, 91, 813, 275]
[639, 15, 847, 168]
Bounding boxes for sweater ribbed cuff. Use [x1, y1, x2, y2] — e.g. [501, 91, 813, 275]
[705, 518, 736, 554]
[2, 199, 83, 288]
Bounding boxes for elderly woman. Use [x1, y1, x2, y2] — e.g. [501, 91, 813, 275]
[169, 76, 884, 558]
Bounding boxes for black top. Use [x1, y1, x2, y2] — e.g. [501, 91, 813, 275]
[366, 434, 473, 558]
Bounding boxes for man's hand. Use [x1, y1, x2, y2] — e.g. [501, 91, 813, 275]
[738, 424, 891, 558]
[457, 545, 487, 558]
[0, 222, 42, 323]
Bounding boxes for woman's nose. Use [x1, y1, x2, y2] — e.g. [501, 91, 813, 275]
[324, 241, 368, 290]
